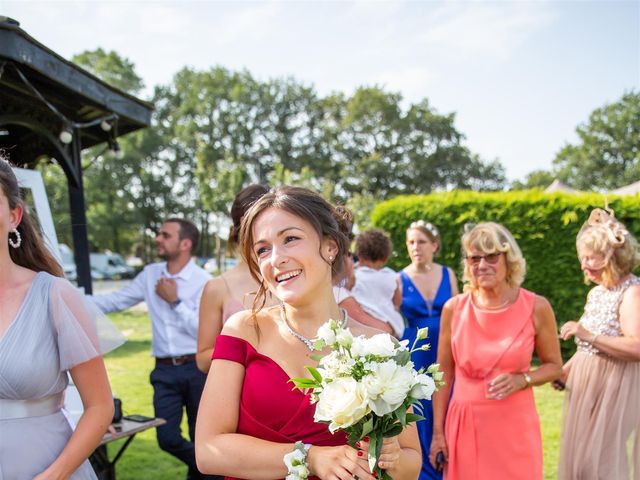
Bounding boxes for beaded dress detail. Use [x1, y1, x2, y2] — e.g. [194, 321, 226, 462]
[576, 275, 640, 355]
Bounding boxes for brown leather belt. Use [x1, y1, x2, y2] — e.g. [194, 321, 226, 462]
[155, 354, 196, 366]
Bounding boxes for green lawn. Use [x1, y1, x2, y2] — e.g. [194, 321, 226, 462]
[104, 311, 564, 479]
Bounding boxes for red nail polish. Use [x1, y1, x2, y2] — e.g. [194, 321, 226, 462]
[355, 441, 361, 448]
[357, 451, 363, 457]
[363, 436, 370, 442]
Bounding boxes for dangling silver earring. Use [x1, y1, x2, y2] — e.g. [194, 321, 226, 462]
[8, 228, 21, 249]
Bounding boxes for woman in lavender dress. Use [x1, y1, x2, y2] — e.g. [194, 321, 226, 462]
[0, 158, 118, 479]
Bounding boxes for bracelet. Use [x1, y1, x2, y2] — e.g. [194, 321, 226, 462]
[284, 441, 311, 480]
[522, 372, 533, 388]
[589, 332, 599, 344]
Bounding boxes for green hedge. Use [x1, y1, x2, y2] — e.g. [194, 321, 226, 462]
[371, 190, 640, 360]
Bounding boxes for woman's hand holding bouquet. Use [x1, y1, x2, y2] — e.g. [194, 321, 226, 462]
[292, 321, 443, 479]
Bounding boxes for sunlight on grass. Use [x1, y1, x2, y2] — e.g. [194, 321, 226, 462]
[104, 310, 564, 479]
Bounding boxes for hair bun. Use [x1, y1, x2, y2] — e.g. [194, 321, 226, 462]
[333, 205, 354, 239]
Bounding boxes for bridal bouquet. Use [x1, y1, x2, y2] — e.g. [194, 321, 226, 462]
[291, 321, 444, 480]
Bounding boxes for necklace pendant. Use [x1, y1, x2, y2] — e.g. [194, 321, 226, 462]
[279, 305, 348, 351]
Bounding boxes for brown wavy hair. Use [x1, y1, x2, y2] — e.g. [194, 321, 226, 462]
[0, 157, 63, 276]
[239, 186, 350, 314]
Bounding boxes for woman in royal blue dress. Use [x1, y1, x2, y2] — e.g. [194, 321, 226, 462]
[399, 220, 458, 480]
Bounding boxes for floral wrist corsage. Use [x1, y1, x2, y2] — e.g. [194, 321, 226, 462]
[284, 441, 311, 480]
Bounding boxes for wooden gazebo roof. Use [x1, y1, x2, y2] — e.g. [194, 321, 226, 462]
[0, 16, 153, 292]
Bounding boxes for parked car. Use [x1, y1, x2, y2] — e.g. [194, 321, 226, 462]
[58, 244, 77, 282]
[90, 252, 136, 280]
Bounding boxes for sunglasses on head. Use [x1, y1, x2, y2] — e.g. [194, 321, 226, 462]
[464, 252, 503, 266]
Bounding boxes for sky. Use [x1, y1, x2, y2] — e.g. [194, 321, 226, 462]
[2, 0, 639, 181]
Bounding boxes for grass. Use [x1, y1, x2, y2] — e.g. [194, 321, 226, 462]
[103, 311, 564, 479]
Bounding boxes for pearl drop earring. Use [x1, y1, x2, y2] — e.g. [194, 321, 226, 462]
[8, 228, 21, 249]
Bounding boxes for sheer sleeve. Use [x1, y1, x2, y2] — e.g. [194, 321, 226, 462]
[50, 278, 126, 371]
[211, 335, 250, 366]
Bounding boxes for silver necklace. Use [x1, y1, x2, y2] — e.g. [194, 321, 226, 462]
[279, 304, 348, 351]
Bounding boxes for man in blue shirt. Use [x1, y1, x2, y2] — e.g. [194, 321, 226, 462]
[92, 218, 219, 480]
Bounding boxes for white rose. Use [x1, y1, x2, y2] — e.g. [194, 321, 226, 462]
[366, 361, 414, 416]
[316, 322, 336, 345]
[351, 334, 397, 358]
[314, 377, 370, 432]
[410, 373, 436, 400]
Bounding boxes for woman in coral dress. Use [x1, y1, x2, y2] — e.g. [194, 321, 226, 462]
[429, 222, 562, 479]
[557, 208, 640, 479]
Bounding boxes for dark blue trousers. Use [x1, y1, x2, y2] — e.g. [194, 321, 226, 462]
[150, 361, 222, 480]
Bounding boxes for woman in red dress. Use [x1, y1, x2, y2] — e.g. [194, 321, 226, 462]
[195, 186, 421, 480]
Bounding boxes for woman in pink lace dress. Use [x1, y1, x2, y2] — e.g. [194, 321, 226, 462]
[558, 208, 640, 479]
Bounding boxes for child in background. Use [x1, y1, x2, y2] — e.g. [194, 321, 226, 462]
[351, 228, 405, 337]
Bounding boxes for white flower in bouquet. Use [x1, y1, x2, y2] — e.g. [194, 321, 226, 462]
[365, 360, 415, 416]
[410, 373, 436, 400]
[318, 351, 354, 382]
[316, 321, 337, 345]
[335, 328, 354, 348]
[291, 318, 444, 480]
[351, 333, 398, 358]
[314, 377, 370, 432]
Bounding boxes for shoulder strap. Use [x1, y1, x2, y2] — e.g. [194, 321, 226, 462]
[212, 334, 251, 366]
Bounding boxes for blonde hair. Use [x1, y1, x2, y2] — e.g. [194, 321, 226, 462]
[576, 209, 640, 288]
[461, 222, 526, 290]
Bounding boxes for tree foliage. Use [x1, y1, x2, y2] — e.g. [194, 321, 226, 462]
[513, 91, 640, 191]
[43, 51, 507, 258]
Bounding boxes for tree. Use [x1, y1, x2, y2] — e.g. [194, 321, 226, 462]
[510, 169, 555, 190]
[72, 48, 144, 94]
[553, 91, 640, 190]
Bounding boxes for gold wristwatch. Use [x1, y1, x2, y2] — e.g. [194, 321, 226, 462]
[523, 372, 533, 387]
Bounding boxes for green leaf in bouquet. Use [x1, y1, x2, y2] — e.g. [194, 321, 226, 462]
[313, 339, 326, 350]
[289, 377, 318, 391]
[347, 424, 363, 447]
[368, 433, 378, 472]
[394, 349, 411, 366]
[383, 424, 403, 437]
[306, 366, 323, 383]
[361, 416, 374, 437]
[405, 412, 425, 423]
[395, 406, 407, 426]
[309, 354, 324, 362]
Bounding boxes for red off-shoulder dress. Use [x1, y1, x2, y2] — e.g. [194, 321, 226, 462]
[212, 335, 348, 480]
